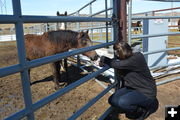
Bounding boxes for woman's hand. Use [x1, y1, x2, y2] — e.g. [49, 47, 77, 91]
[94, 57, 100, 66]
[99, 56, 112, 67]
[93, 56, 112, 67]
[98, 56, 105, 67]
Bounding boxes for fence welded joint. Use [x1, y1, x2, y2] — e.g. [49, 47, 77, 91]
[5, 65, 110, 120]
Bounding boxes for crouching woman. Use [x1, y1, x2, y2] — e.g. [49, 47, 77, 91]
[99, 41, 159, 120]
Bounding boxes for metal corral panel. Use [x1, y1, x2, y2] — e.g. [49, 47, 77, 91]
[143, 19, 168, 67]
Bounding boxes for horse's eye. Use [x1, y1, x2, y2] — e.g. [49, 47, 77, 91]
[81, 33, 85, 38]
[81, 39, 87, 45]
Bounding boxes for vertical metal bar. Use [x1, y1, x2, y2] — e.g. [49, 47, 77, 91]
[110, 0, 113, 42]
[89, 3, 93, 40]
[142, 15, 149, 62]
[128, 0, 132, 45]
[113, 0, 121, 90]
[119, 0, 127, 42]
[12, 0, 34, 120]
[76, 11, 81, 67]
[105, 0, 109, 43]
[100, 28, 103, 41]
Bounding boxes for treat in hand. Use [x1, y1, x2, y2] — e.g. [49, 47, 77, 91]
[94, 58, 100, 66]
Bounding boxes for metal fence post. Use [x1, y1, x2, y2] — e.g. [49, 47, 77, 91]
[120, 0, 127, 42]
[89, 3, 93, 40]
[12, 0, 34, 120]
[128, 0, 132, 45]
[105, 0, 109, 43]
[143, 15, 149, 62]
[113, 0, 121, 90]
[76, 11, 81, 67]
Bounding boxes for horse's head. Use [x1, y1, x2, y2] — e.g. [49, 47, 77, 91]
[77, 30, 99, 61]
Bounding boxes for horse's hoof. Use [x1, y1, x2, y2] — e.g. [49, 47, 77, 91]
[59, 82, 66, 86]
[55, 86, 60, 90]
[54, 82, 66, 90]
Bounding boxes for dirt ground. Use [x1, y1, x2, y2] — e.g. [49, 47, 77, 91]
[0, 43, 180, 120]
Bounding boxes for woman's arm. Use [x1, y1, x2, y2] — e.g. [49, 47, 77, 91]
[100, 56, 140, 71]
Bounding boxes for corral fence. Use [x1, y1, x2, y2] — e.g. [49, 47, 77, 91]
[0, 0, 118, 120]
[0, 0, 180, 120]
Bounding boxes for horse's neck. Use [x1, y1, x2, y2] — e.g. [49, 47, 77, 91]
[64, 32, 78, 49]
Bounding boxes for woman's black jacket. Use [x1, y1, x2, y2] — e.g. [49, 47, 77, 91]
[100, 52, 157, 99]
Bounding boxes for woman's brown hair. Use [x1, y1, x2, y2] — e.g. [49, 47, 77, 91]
[113, 41, 133, 59]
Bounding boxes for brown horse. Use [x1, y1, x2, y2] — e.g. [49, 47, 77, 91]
[25, 30, 99, 89]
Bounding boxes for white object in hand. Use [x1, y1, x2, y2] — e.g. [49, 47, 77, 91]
[94, 58, 100, 66]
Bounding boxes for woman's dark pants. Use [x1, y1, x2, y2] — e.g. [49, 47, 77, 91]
[108, 87, 158, 119]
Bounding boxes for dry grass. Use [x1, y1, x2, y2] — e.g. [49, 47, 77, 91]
[168, 35, 180, 56]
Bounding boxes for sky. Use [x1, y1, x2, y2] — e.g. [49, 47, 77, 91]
[1, 0, 180, 15]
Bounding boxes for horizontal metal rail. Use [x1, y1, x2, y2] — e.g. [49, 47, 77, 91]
[132, 7, 180, 16]
[156, 76, 180, 86]
[69, 0, 96, 16]
[89, 7, 113, 17]
[0, 41, 115, 78]
[0, 15, 112, 23]
[68, 82, 116, 120]
[79, 26, 111, 31]
[132, 32, 180, 39]
[28, 41, 115, 68]
[98, 106, 113, 120]
[143, 47, 180, 55]
[0, 44, 177, 79]
[150, 61, 180, 70]
[0, 64, 22, 78]
[132, 16, 180, 20]
[5, 66, 110, 120]
[0, 15, 19, 23]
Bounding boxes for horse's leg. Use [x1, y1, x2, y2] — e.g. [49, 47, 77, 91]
[51, 61, 61, 90]
[64, 58, 68, 83]
[26, 59, 32, 85]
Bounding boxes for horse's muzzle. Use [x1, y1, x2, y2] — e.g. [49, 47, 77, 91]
[91, 54, 99, 61]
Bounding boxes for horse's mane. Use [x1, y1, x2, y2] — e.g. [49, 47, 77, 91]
[47, 30, 79, 46]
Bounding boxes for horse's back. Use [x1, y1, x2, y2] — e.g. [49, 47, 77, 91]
[25, 33, 51, 60]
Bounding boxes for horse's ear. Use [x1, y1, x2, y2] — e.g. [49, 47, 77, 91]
[57, 11, 60, 16]
[85, 30, 89, 34]
[83, 30, 88, 34]
[79, 31, 84, 37]
[64, 11, 67, 16]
